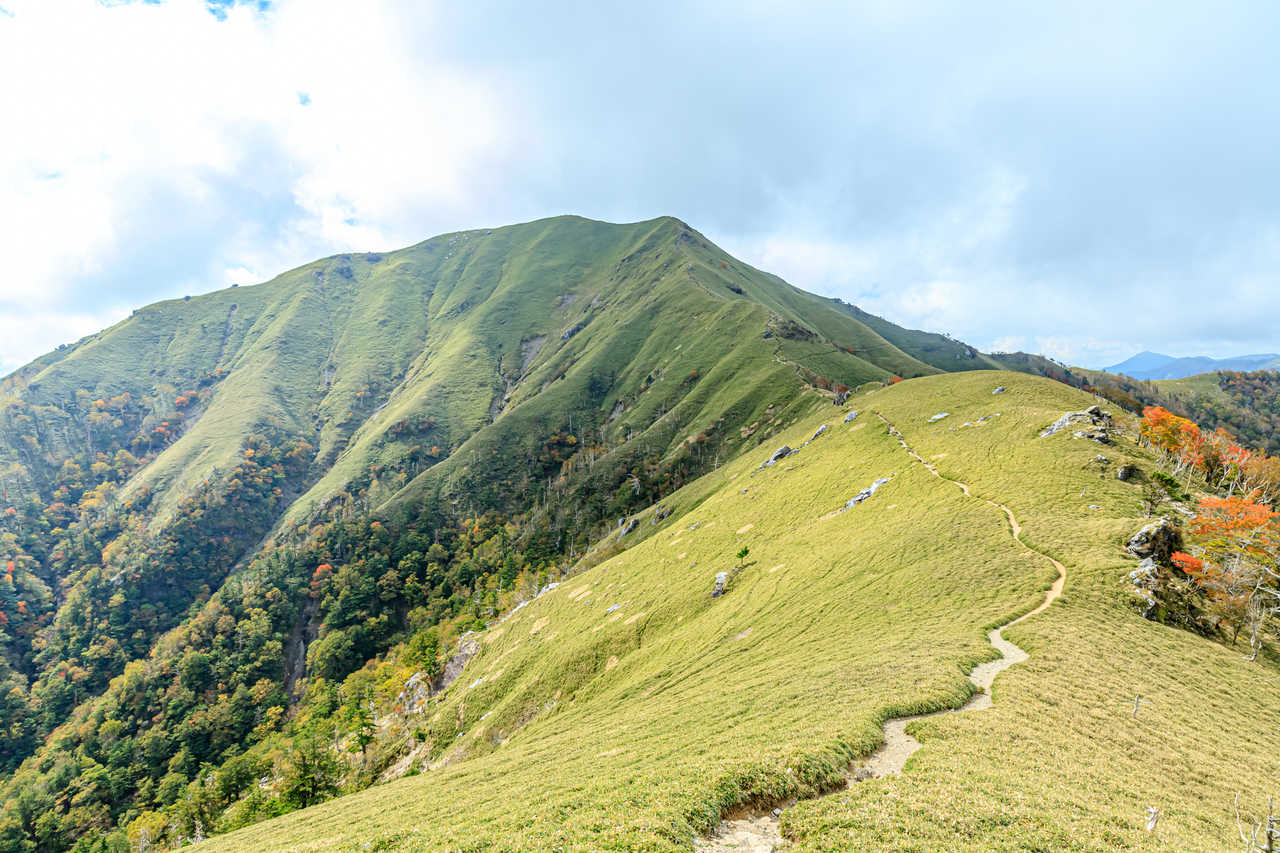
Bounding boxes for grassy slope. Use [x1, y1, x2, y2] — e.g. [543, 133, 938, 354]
[201, 371, 1279, 852]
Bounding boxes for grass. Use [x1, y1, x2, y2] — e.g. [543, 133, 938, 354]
[193, 370, 1280, 852]
[0, 214, 972, 536]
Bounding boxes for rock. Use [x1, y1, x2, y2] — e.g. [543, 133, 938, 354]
[1040, 405, 1111, 439]
[1117, 464, 1137, 482]
[845, 476, 892, 509]
[712, 571, 729, 598]
[651, 505, 671, 525]
[1128, 557, 1160, 618]
[429, 638, 480, 697]
[1126, 517, 1182, 563]
[844, 410, 859, 423]
[993, 386, 1006, 394]
[617, 517, 639, 539]
[760, 445, 795, 468]
[801, 424, 830, 448]
[928, 412, 949, 422]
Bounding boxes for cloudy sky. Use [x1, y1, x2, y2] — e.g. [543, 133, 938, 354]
[2, 0, 1278, 373]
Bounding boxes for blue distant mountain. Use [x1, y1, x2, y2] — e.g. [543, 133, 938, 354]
[1103, 350, 1280, 380]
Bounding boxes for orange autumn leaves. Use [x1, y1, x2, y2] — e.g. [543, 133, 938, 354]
[1141, 406, 1280, 503]
[1141, 406, 1280, 656]
[1173, 495, 1280, 656]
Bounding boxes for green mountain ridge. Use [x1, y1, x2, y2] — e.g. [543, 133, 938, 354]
[0, 215, 1029, 849]
[1, 215, 1274, 852]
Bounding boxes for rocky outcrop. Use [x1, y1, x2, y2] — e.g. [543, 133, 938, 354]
[845, 476, 892, 509]
[1126, 517, 1182, 563]
[712, 571, 729, 598]
[617, 517, 639, 539]
[397, 637, 481, 713]
[1117, 464, 1138, 482]
[760, 445, 795, 468]
[800, 425, 828, 448]
[1128, 557, 1160, 619]
[1040, 405, 1111, 442]
[844, 410, 859, 423]
[432, 638, 480, 696]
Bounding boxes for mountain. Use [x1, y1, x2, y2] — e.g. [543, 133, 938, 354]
[0, 215, 1020, 848]
[0, 216, 1276, 852]
[1104, 349, 1280, 380]
[181, 372, 1279, 852]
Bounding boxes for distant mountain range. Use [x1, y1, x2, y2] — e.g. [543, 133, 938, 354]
[1102, 350, 1280, 380]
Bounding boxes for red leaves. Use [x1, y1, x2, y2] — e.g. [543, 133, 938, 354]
[1192, 496, 1278, 537]
[1171, 551, 1203, 573]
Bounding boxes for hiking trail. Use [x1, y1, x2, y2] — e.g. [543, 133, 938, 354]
[694, 413, 1067, 852]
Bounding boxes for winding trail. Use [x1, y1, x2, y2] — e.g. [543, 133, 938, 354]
[695, 414, 1066, 852]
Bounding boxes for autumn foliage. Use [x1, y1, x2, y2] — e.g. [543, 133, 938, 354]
[1176, 495, 1280, 657]
[1140, 406, 1280, 504]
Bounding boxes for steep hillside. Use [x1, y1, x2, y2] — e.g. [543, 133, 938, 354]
[194, 371, 1280, 852]
[0, 216, 1048, 848]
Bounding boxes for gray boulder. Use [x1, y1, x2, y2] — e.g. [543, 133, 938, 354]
[1041, 405, 1111, 439]
[1128, 557, 1160, 619]
[617, 517, 639, 539]
[845, 476, 892, 509]
[430, 638, 480, 697]
[761, 445, 795, 468]
[1126, 517, 1182, 563]
[844, 410, 859, 423]
[1117, 464, 1138, 482]
[712, 571, 729, 598]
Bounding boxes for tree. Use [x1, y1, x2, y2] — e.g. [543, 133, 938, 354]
[279, 734, 342, 810]
[347, 690, 376, 768]
[402, 627, 441, 680]
[736, 546, 749, 568]
[1177, 495, 1280, 659]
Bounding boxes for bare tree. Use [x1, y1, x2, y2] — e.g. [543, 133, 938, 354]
[1235, 793, 1278, 852]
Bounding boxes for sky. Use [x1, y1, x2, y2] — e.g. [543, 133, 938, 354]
[1, 0, 1278, 373]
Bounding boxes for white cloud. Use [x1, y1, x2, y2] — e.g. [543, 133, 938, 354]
[0, 0, 510, 372]
[0, 0, 1277, 375]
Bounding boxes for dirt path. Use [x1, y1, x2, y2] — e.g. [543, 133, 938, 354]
[695, 414, 1066, 852]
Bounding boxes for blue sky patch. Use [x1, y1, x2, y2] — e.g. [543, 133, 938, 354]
[206, 0, 271, 21]
[297, 92, 311, 106]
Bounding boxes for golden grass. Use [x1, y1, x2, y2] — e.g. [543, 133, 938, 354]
[204, 371, 1280, 851]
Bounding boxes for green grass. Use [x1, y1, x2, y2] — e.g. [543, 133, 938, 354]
[194, 370, 1280, 852]
[1, 216, 1091, 838]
